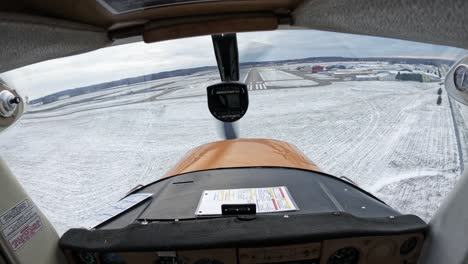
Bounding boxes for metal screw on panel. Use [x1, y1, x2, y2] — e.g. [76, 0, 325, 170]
[333, 212, 341, 216]
[9, 97, 20, 104]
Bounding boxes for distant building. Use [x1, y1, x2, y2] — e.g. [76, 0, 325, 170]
[396, 72, 440, 82]
[332, 71, 372, 78]
[312, 65, 324, 73]
[378, 73, 397, 81]
[396, 72, 431, 82]
[326, 64, 347, 70]
[396, 72, 421, 82]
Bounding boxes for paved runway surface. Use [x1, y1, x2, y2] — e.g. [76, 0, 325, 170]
[245, 68, 268, 90]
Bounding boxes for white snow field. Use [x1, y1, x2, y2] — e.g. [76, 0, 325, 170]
[306, 74, 339, 80]
[0, 68, 461, 234]
[265, 79, 318, 87]
[258, 68, 303, 81]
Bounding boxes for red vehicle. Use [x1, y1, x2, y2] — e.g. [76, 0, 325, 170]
[312, 65, 324, 73]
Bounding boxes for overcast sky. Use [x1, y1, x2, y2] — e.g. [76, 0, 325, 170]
[1, 30, 466, 99]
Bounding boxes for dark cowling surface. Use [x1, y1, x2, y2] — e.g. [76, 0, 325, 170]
[97, 167, 401, 230]
[60, 167, 427, 252]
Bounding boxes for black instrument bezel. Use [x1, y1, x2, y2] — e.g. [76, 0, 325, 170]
[207, 82, 249, 122]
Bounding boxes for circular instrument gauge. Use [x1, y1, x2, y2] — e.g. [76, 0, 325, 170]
[77, 251, 97, 264]
[454, 65, 468, 91]
[400, 237, 418, 255]
[327, 247, 360, 264]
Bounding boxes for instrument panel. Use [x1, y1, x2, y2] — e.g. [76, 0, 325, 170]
[66, 233, 424, 264]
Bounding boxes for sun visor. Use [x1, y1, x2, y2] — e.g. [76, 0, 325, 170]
[97, 0, 220, 14]
[143, 14, 278, 43]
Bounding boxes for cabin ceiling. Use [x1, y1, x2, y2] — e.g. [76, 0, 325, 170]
[0, 0, 468, 74]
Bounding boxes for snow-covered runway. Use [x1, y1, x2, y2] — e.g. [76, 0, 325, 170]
[0, 68, 460, 234]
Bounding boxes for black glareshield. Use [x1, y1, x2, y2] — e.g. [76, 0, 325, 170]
[207, 82, 249, 122]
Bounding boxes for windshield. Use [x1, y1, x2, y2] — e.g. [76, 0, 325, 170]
[1, 30, 467, 234]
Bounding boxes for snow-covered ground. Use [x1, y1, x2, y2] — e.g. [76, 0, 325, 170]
[0, 67, 461, 235]
[306, 74, 339, 80]
[258, 68, 303, 81]
[265, 79, 318, 87]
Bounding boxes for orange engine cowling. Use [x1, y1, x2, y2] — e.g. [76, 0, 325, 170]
[164, 138, 320, 177]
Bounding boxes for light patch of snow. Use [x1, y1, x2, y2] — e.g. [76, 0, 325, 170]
[159, 79, 219, 99]
[366, 169, 453, 193]
[306, 74, 338, 80]
[265, 79, 318, 87]
[258, 68, 302, 81]
[375, 174, 457, 220]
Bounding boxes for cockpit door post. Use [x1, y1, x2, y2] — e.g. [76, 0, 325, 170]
[0, 158, 66, 264]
